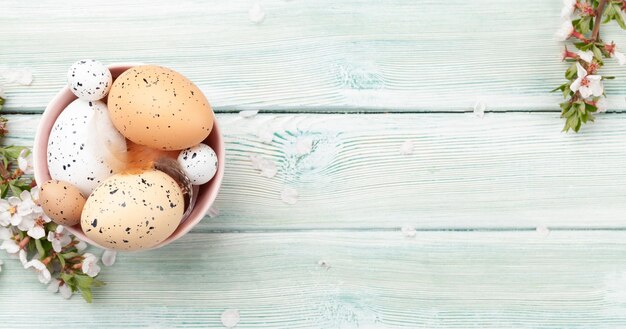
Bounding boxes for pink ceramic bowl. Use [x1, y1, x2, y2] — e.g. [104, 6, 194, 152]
[33, 64, 225, 251]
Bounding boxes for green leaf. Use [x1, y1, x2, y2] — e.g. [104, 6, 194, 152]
[91, 279, 106, 288]
[61, 252, 79, 259]
[57, 254, 66, 268]
[35, 238, 45, 257]
[60, 272, 74, 284]
[75, 274, 94, 289]
[0, 184, 8, 199]
[80, 288, 93, 303]
[592, 45, 604, 63]
[564, 106, 577, 118]
[9, 183, 22, 197]
[586, 103, 598, 113]
[603, 76, 616, 79]
[565, 63, 578, 79]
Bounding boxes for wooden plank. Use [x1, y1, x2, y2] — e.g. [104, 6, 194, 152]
[2, 0, 626, 113]
[5, 112, 626, 230]
[2, 231, 626, 328]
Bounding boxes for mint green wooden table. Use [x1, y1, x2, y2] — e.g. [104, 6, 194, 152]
[3, 1, 626, 328]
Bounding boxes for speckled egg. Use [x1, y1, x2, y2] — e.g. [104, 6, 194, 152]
[40, 180, 86, 227]
[177, 143, 218, 185]
[67, 59, 112, 101]
[107, 65, 214, 150]
[80, 170, 184, 251]
[47, 99, 125, 196]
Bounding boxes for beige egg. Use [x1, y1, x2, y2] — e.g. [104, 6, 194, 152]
[107, 65, 214, 151]
[80, 170, 184, 251]
[40, 180, 86, 227]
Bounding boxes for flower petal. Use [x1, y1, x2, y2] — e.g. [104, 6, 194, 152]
[48, 279, 61, 293]
[579, 86, 593, 99]
[576, 62, 588, 79]
[102, 249, 117, 267]
[27, 225, 45, 240]
[59, 283, 73, 299]
[570, 77, 583, 92]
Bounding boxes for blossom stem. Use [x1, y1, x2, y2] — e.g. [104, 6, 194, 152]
[18, 236, 30, 249]
[592, 0, 608, 41]
[42, 256, 52, 266]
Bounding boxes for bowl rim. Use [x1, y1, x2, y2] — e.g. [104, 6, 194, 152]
[33, 63, 225, 251]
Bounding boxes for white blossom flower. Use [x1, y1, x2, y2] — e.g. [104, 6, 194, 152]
[555, 20, 574, 41]
[82, 253, 101, 277]
[0, 238, 19, 255]
[101, 249, 117, 267]
[48, 279, 73, 299]
[1, 68, 33, 86]
[595, 97, 608, 113]
[17, 149, 34, 175]
[47, 226, 72, 253]
[577, 50, 594, 64]
[25, 213, 51, 240]
[25, 259, 51, 284]
[18, 249, 28, 267]
[0, 197, 24, 227]
[17, 190, 38, 220]
[570, 62, 603, 99]
[561, 0, 577, 19]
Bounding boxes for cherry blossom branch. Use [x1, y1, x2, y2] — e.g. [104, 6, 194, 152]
[592, 0, 608, 41]
[554, 0, 626, 132]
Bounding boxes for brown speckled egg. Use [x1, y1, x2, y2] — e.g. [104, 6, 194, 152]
[107, 65, 214, 151]
[80, 170, 184, 251]
[40, 180, 86, 227]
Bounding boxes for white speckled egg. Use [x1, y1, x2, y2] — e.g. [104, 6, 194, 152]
[177, 143, 218, 185]
[47, 99, 125, 196]
[67, 59, 112, 101]
[80, 170, 184, 251]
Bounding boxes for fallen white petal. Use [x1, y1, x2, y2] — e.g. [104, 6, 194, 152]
[1, 69, 33, 86]
[221, 309, 240, 328]
[102, 249, 117, 267]
[250, 155, 277, 178]
[536, 225, 550, 237]
[208, 206, 220, 218]
[295, 137, 313, 155]
[239, 110, 259, 118]
[256, 127, 274, 144]
[473, 100, 486, 118]
[399, 140, 414, 155]
[401, 225, 417, 238]
[249, 3, 266, 24]
[281, 187, 299, 205]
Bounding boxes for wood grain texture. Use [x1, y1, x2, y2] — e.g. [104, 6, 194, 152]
[3, 231, 626, 328]
[2, 0, 626, 113]
[6, 112, 626, 230]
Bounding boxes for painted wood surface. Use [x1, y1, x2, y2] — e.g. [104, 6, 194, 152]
[4, 231, 626, 328]
[6, 113, 626, 230]
[2, 0, 626, 113]
[3, 0, 626, 327]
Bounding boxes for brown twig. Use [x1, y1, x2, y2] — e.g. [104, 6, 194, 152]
[592, 0, 608, 41]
